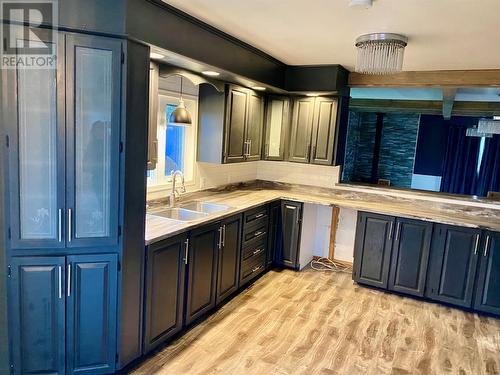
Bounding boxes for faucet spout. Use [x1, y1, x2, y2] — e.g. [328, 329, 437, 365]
[169, 170, 185, 207]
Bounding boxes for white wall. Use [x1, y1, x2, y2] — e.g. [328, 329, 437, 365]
[333, 208, 357, 263]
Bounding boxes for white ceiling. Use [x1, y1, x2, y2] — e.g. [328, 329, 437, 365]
[163, 0, 500, 71]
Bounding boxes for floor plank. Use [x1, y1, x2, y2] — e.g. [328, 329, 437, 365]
[129, 268, 500, 375]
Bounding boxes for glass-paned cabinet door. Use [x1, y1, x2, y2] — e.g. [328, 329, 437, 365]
[6, 28, 65, 249]
[264, 96, 290, 161]
[65, 34, 122, 247]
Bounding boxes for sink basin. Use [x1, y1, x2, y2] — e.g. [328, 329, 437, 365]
[180, 201, 231, 214]
[150, 208, 208, 222]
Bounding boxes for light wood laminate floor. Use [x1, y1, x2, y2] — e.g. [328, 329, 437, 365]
[129, 268, 500, 375]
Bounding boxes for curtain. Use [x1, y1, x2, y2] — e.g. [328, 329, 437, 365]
[476, 135, 500, 196]
[440, 125, 480, 195]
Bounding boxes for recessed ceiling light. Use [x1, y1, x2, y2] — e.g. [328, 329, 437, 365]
[150, 52, 165, 60]
[306, 93, 319, 97]
[252, 86, 266, 91]
[202, 70, 220, 77]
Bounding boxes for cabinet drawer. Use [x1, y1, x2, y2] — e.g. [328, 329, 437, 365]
[243, 222, 268, 245]
[243, 206, 268, 226]
[240, 252, 266, 286]
[242, 240, 267, 262]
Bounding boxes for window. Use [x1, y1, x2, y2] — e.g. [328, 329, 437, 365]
[147, 90, 197, 188]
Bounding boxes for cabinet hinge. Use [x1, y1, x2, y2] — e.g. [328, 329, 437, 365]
[5, 135, 9, 148]
[7, 265, 11, 278]
[119, 141, 123, 153]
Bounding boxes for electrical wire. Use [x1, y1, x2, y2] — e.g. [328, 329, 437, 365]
[310, 257, 352, 273]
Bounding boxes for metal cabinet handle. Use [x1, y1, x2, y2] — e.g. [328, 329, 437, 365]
[255, 213, 264, 219]
[395, 222, 401, 241]
[67, 264, 71, 297]
[254, 231, 264, 237]
[388, 222, 394, 240]
[484, 235, 491, 257]
[184, 239, 189, 264]
[474, 234, 480, 255]
[248, 140, 252, 156]
[58, 266, 62, 299]
[218, 227, 223, 250]
[222, 225, 226, 247]
[252, 265, 262, 273]
[68, 209, 72, 242]
[253, 248, 263, 255]
[58, 209, 62, 242]
[312, 145, 317, 159]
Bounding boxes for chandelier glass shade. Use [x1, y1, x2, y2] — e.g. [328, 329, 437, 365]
[355, 33, 408, 75]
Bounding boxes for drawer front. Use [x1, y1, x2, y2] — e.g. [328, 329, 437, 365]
[243, 205, 268, 226]
[242, 240, 267, 262]
[240, 252, 266, 286]
[243, 222, 268, 245]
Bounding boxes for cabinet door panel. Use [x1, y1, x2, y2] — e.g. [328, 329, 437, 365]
[277, 201, 302, 269]
[224, 87, 247, 163]
[353, 213, 395, 289]
[289, 98, 314, 163]
[65, 34, 121, 247]
[388, 218, 432, 297]
[9, 257, 65, 375]
[66, 254, 117, 374]
[246, 92, 264, 161]
[144, 234, 187, 353]
[7, 29, 65, 249]
[426, 225, 480, 308]
[185, 224, 219, 324]
[474, 232, 500, 315]
[311, 97, 337, 165]
[216, 215, 242, 305]
[267, 201, 282, 267]
[264, 97, 289, 161]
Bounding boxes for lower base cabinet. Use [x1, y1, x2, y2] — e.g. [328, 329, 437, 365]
[276, 201, 302, 269]
[143, 234, 187, 353]
[185, 223, 219, 325]
[474, 231, 500, 315]
[354, 212, 500, 318]
[267, 201, 281, 268]
[9, 254, 118, 375]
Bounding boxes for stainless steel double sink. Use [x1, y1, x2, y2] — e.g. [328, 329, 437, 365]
[149, 201, 231, 223]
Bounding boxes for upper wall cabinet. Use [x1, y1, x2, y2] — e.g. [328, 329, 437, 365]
[289, 96, 338, 165]
[5, 31, 122, 249]
[198, 84, 264, 164]
[263, 96, 290, 161]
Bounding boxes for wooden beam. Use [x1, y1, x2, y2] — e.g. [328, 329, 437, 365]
[328, 207, 340, 261]
[348, 70, 500, 87]
[442, 88, 457, 119]
[349, 99, 500, 116]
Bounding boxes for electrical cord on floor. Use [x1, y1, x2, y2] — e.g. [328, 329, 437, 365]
[310, 257, 352, 273]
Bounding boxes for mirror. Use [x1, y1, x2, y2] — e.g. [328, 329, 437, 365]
[342, 87, 500, 198]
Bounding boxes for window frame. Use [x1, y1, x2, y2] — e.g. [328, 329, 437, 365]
[146, 88, 198, 195]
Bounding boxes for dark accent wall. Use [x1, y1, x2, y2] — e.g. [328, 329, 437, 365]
[284, 65, 349, 93]
[343, 112, 420, 188]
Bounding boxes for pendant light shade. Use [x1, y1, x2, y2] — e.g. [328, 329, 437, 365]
[169, 76, 192, 126]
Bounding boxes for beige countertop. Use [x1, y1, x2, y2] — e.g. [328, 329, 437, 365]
[145, 181, 500, 245]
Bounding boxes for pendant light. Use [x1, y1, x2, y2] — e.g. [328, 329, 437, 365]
[169, 75, 192, 126]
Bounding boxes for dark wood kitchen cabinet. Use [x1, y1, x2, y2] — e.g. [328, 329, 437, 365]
[426, 225, 481, 308]
[387, 218, 433, 297]
[474, 231, 500, 315]
[143, 234, 187, 353]
[185, 223, 219, 325]
[66, 254, 118, 375]
[263, 96, 290, 161]
[267, 201, 282, 267]
[198, 84, 264, 164]
[289, 96, 338, 165]
[9, 257, 66, 375]
[276, 201, 302, 269]
[216, 215, 242, 305]
[353, 212, 395, 289]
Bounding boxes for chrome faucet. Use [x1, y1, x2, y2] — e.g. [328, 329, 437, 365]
[169, 170, 186, 207]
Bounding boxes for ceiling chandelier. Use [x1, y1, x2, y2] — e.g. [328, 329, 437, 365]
[355, 33, 408, 75]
